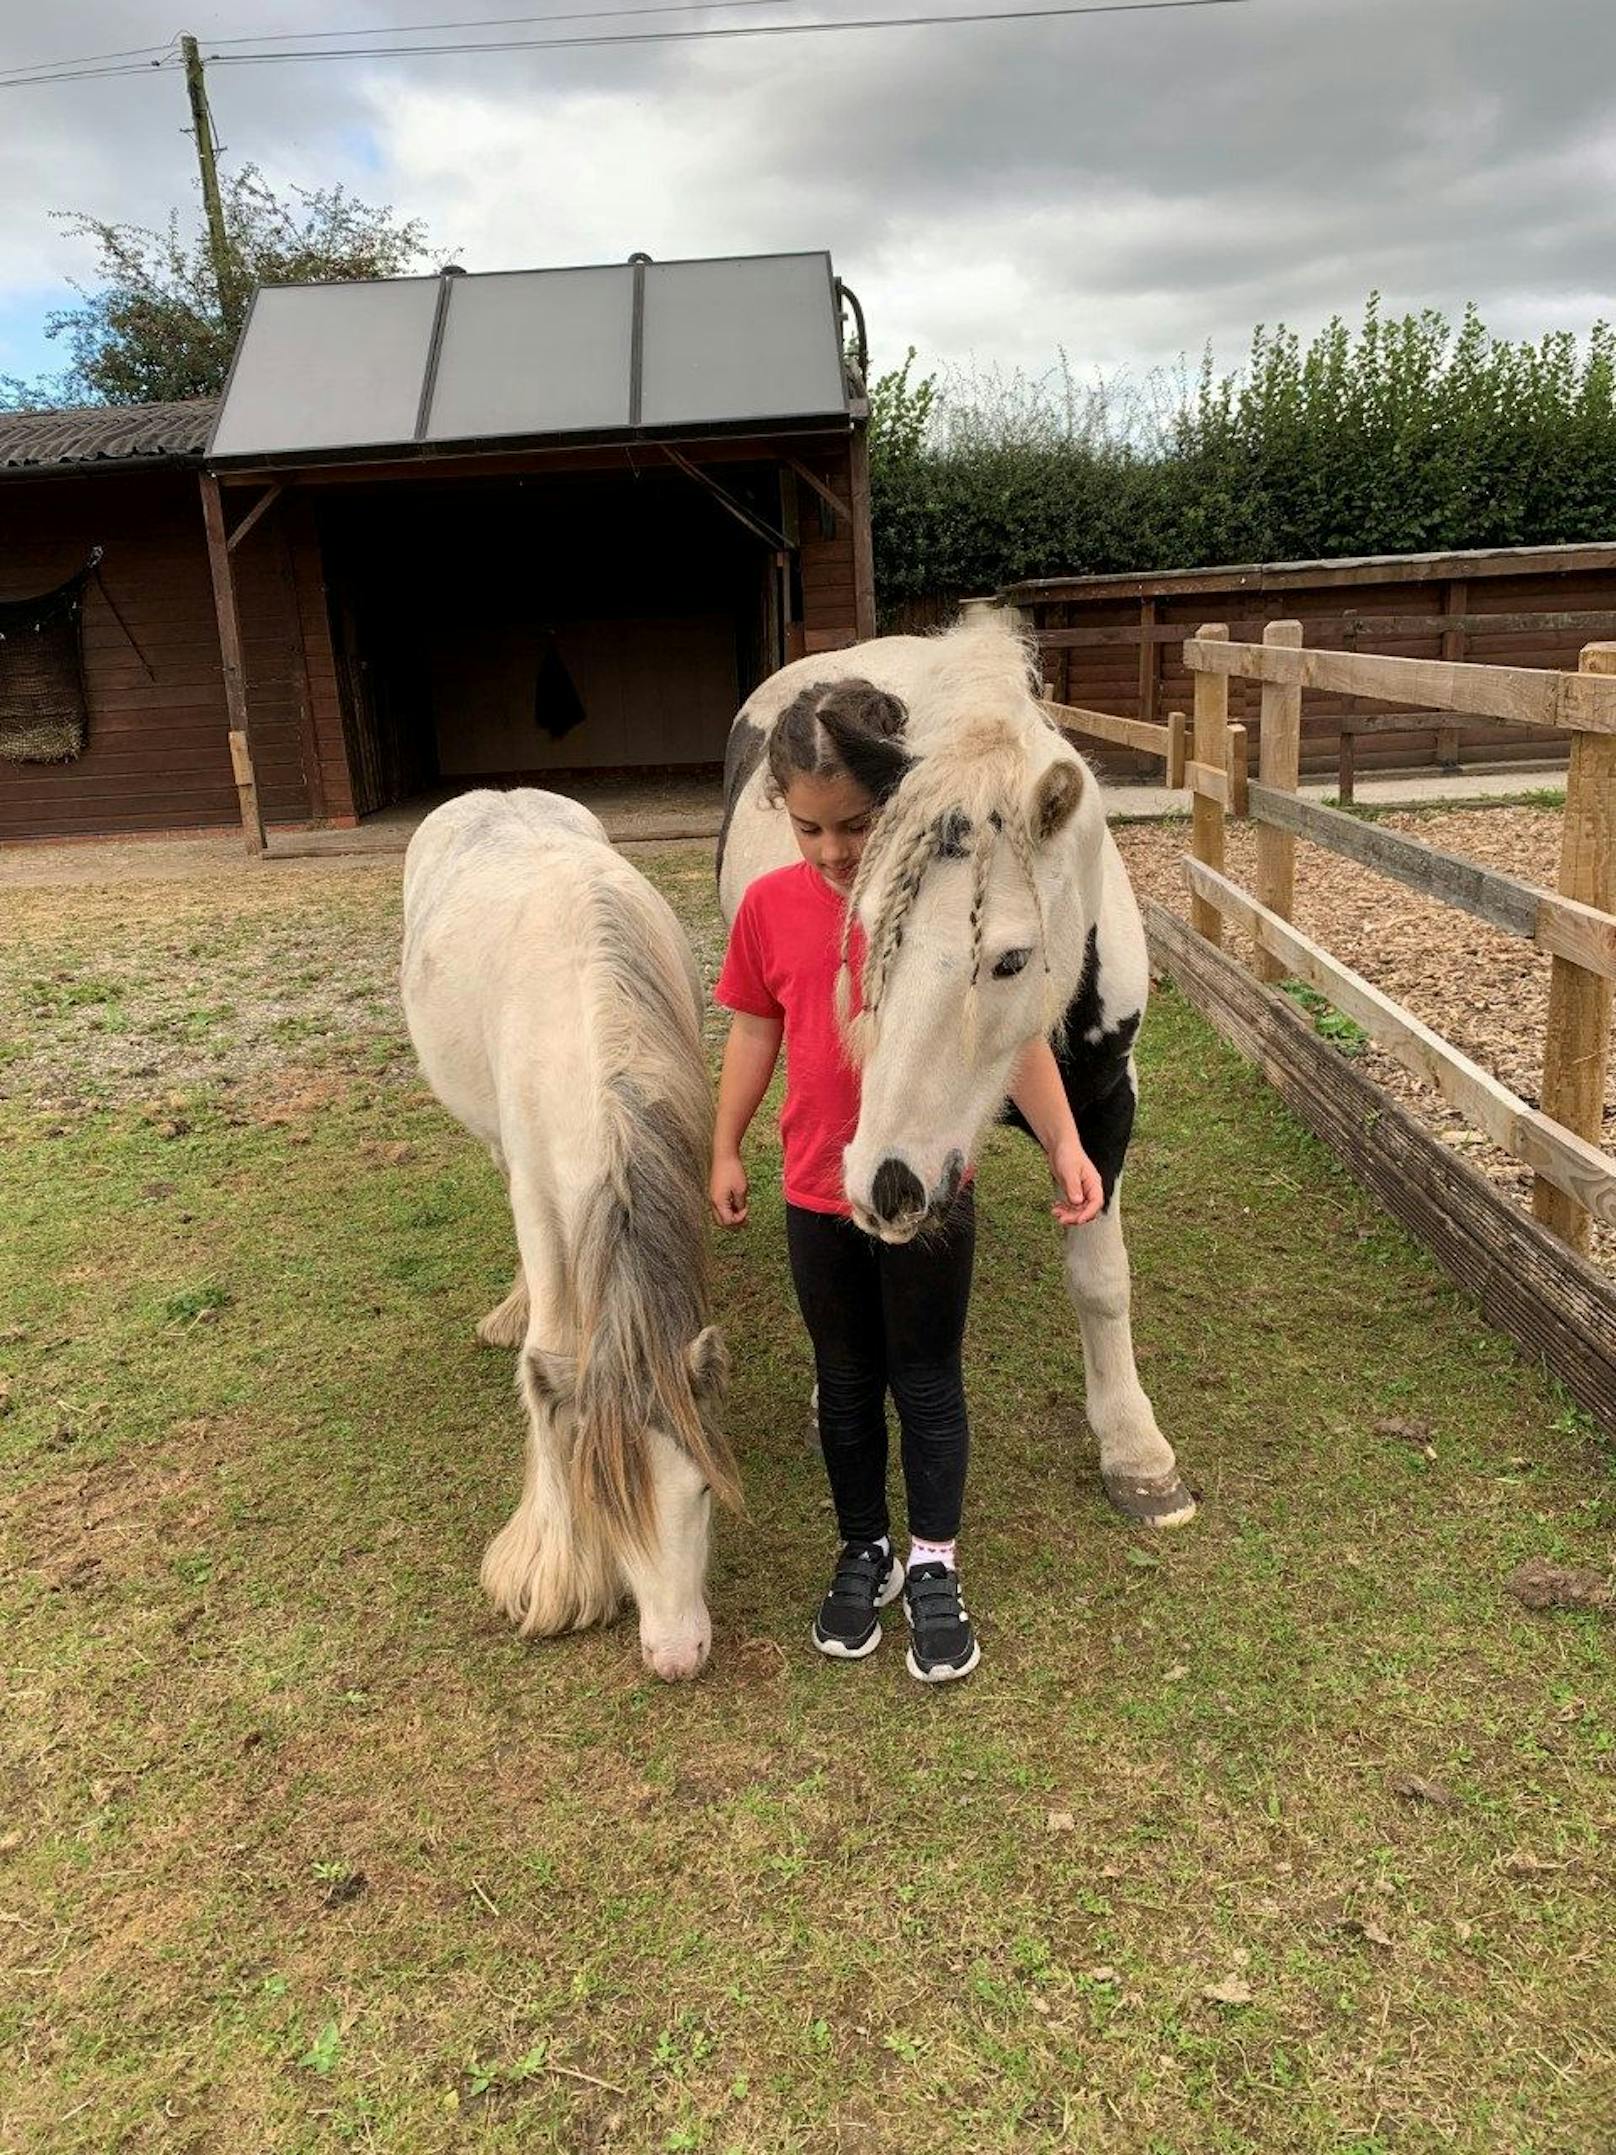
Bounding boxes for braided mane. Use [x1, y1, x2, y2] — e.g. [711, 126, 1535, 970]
[835, 718, 1063, 1062]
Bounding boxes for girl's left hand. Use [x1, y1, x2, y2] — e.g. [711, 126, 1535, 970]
[1049, 1135, 1104, 1227]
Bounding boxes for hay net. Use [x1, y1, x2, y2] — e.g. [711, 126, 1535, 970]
[0, 548, 100, 764]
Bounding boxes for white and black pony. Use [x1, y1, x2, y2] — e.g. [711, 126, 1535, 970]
[718, 611, 1192, 1527]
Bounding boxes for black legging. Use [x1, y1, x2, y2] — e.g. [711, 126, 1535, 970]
[785, 1190, 976, 1545]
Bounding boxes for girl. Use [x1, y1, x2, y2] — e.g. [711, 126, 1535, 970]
[710, 682, 1104, 1683]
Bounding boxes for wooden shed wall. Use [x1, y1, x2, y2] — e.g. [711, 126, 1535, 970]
[1009, 549, 1616, 783]
[0, 471, 348, 840]
[792, 437, 862, 654]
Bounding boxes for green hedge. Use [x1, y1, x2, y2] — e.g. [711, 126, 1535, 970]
[870, 300, 1616, 610]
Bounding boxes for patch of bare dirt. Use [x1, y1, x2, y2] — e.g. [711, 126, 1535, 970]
[1116, 805, 1616, 1271]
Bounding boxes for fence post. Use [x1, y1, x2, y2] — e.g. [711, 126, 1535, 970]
[1167, 709, 1187, 791]
[1229, 723, 1250, 818]
[1190, 622, 1229, 945]
[1254, 619, 1304, 984]
[1535, 642, 1616, 1248]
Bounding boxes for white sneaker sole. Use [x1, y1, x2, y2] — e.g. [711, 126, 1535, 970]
[905, 1638, 982, 1683]
[811, 1555, 904, 1661]
[903, 1586, 981, 1682]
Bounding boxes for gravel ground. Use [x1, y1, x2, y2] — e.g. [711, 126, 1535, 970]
[1114, 802, 1616, 1271]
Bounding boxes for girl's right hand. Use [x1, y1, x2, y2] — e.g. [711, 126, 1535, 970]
[710, 1152, 749, 1228]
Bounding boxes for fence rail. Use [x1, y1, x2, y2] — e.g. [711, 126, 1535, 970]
[1178, 621, 1616, 1254]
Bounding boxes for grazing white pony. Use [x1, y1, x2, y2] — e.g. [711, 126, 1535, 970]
[402, 789, 739, 1679]
[718, 611, 1193, 1528]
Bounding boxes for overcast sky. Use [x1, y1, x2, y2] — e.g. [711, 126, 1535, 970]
[2, 0, 1613, 403]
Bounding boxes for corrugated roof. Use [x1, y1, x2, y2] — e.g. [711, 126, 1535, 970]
[208, 251, 850, 468]
[0, 399, 216, 475]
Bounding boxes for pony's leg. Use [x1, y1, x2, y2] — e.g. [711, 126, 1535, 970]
[476, 1144, 530, 1348]
[476, 1267, 530, 1350]
[480, 1356, 622, 1637]
[1063, 1185, 1196, 1530]
[618, 1435, 713, 1682]
[480, 1198, 622, 1637]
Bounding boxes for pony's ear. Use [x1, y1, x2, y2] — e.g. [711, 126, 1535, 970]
[525, 1348, 578, 1404]
[686, 1325, 730, 1399]
[1028, 757, 1083, 843]
[815, 684, 914, 805]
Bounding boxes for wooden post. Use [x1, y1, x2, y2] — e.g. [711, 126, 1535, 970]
[1338, 722, 1356, 805]
[1534, 642, 1616, 1247]
[1254, 619, 1303, 983]
[199, 472, 266, 856]
[1166, 709, 1187, 791]
[1190, 622, 1230, 945]
[847, 423, 876, 641]
[1229, 723, 1249, 818]
[1137, 597, 1159, 724]
[1436, 578, 1466, 770]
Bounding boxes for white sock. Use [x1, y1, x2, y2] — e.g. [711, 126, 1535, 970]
[908, 1537, 957, 1573]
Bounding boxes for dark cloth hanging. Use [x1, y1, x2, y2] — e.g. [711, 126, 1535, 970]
[0, 548, 100, 764]
[533, 630, 587, 743]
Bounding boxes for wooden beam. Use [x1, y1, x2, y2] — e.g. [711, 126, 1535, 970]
[848, 425, 876, 640]
[1035, 607, 1616, 650]
[783, 454, 853, 527]
[1535, 643, 1616, 1245]
[661, 445, 790, 550]
[1145, 899, 1616, 1436]
[1184, 635, 1616, 736]
[1185, 762, 1231, 807]
[198, 472, 265, 856]
[1181, 857, 1616, 1227]
[1254, 619, 1303, 983]
[1246, 784, 1540, 937]
[226, 482, 284, 553]
[1045, 699, 1174, 761]
[1190, 624, 1230, 943]
[1007, 541, 1616, 605]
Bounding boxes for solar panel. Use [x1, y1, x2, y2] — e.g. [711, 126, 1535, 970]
[424, 266, 635, 443]
[207, 278, 441, 460]
[640, 255, 846, 429]
[207, 252, 848, 464]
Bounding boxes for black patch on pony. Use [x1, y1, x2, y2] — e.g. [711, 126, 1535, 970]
[935, 809, 973, 858]
[716, 717, 767, 883]
[999, 924, 1141, 1210]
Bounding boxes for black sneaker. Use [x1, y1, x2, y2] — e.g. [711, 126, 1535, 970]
[812, 1540, 904, 1660]
[904, 1563, 981, 1683]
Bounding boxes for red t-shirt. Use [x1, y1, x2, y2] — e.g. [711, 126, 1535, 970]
[715, 862, 866, 1216]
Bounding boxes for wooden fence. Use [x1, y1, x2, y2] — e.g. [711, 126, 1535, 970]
[1129, 620, 1616, 1428]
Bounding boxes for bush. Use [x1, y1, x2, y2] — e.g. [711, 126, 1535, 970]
[870, 300, 1616, 612]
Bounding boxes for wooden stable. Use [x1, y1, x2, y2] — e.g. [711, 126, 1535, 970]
[1005, 543, 1616, 786]
[0, 257, 874, 850]
[1114, 620, 1616, 1430]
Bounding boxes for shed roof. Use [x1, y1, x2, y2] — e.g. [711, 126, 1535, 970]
[0, 399, 216, 476]
[209, 251, 851, 470]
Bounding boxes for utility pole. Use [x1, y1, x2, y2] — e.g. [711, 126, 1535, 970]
[181, 35, 233, 321]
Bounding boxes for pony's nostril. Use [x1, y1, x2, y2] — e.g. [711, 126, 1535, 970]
[871, 1157, 925, 1222]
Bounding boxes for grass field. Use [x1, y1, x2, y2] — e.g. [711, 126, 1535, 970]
[2, 848, 1612, 2154]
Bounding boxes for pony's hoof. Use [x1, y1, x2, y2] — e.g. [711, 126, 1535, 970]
[1102, 1468, 1197, 1529]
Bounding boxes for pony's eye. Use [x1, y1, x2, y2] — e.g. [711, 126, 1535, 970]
[991, 947, 1031, 979]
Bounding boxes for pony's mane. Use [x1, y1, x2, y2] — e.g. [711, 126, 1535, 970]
[561, 872, 740, 1548]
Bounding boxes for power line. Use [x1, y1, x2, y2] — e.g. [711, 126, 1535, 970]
[202, 0, 900, 45]
[0, 0, 1248, 89]
[0, 38, 177, 84]
[207, 0, 1250, 65]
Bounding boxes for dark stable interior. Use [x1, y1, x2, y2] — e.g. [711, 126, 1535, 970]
[316, 464, 786, 814]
